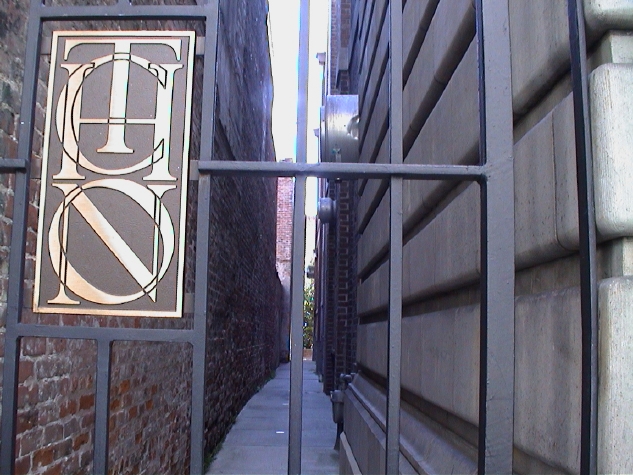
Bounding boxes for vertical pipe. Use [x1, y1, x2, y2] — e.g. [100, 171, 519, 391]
[0, 2, 41, 472]
[288, 0, 310, 473]
[93, 340, 112, 475]
[567, 1, 598, 473]
[475, 0, 515, 473]
[386, 0, 404, 473]
[190, 3, 220, 474]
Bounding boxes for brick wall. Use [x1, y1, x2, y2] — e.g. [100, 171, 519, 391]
[329, 0, 353, 94]
[317, 0, 357, 394]
[320, 179, 357, 394]
[0, 0, 280, 473]
[276, 162, 294, 362]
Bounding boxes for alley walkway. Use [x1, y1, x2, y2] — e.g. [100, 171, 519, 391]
[206, 360, 339, 475]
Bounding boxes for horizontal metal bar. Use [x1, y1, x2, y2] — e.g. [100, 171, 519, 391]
[0, 159, 27, 172]
[197, 161, 485, 180]
[11, 323, 195, 343]
[34, 3, 214, 20]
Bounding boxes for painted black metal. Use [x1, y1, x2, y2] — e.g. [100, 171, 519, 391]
[190, 7, 221, 474]
[386, 0, 404, 472]
[288, 0, 311, 472]
[475, 0, 515, 474]
[567, 1, 598, 473]
[0, 1, 523, 474]
[197, 161, 485, 180]
[93, 341, 113, 475]
[32, 4, 209, 20]
[0, 159, 27, 171]
[0, 1, 220, 474]
[288, 176, 307, 475]
[11, 324, 197, 342]
[0, 0, 43, 470]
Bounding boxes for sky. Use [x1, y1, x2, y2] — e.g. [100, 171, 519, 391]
[267, 0, 329, 216]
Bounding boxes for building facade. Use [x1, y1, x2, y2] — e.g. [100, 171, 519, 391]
[317, 0, 633, 473]
[0, 1, 281, 473]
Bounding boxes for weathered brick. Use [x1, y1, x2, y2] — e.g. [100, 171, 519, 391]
[72, 431, 89, 451]
[14, 455, 30, 475]
[17, 360, 33, 383]
[78, 393, 94, 411]
[22, 337, 46, 356]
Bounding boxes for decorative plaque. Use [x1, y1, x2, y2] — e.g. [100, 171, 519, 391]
[34, 31, 195, 317]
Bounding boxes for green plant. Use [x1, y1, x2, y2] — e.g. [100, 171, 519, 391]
[303, 280, 314, 349]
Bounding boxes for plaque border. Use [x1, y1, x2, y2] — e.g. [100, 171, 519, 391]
[33, 30, 196, 318]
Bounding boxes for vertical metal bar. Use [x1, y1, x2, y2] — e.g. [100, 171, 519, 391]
[93, 340, 112, 475]
[0, 2, 41, 472]
[567, 1, 598, 473]
[288, 0, 310, 473]
[288, 177, 307, 475]
[190, 3, 220, 475]
[386, 0, 404, 473]
[475, 0, 515, 474]
[0, 338, 20, 475]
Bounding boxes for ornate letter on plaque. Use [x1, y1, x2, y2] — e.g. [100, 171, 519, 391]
[34, 31, 195, 317]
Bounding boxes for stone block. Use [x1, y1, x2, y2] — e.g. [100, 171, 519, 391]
[514, 108, 566, 268]
[592, 31, 633, 66]
[358, 0, 387, 118]
[401, 305, 480, 423]
[403, 18, 442, 144]
[356, 321, 387, 375]
[403, 183, 480, 302]
[346, 375, 475, 474]
[598, 277, 633, 474]
[514, 287, 581, 473]
[357, 259, 388, 316]
[432, 0, 475, 84]
[361, 305, 479, 422]
[340, 433, 362, 475]
[403, 0, 438, 73]
[509, 0, 569, 114]
[585, 0, 633, 35]
[553, 93, 579, 251]
[360, 71, 388, 164]
[359, 7, 388, 144]
[402, 0, 473, 146]
[357, 191, 389, 276]
[403, 40, 478, 228]
[591, 64, 633, 239]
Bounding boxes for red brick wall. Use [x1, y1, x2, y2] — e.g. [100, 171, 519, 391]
[276, 164, 294, 362]
[318, 0, 358, 394]
[320, 179, 358, 394]
[276, 163, 294, 283]
[0, 0, 281, 473]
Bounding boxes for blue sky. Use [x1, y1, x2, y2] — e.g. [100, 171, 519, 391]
[268, 0, 329, 215]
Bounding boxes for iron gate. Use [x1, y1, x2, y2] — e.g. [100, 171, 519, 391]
[0, 0, 597, 474]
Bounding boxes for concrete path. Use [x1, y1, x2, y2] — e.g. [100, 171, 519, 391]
[206, 360, 339, 475]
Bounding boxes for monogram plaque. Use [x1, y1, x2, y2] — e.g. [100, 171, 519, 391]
[33, 31, 195, 317]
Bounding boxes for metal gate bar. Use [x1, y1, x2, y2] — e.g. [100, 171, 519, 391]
[5, 0, 597, 473]
[200, 0, 516, 472]
[567, 0, 598, 473]
[0, 0, 42, 470]
[386, 0, 404, 472]
[288, 0, 310, 473]
[475, 0, 515, 473]
[0, 1, 220, 474]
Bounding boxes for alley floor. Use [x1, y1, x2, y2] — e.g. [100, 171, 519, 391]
[205, 359, 339, 475]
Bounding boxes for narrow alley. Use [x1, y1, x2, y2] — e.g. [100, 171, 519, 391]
[206, 360, 338, 475]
